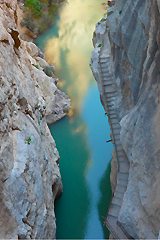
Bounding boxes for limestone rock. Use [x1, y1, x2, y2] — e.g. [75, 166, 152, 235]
[0, 0, 70, 238]
[91, 0, 160, 238]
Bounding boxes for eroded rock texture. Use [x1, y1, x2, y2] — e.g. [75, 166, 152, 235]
[91, 0, 160, 239]
[0, 1, 70, 238]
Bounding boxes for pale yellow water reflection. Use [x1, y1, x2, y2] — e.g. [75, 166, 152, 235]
[44, 0, 106, 111]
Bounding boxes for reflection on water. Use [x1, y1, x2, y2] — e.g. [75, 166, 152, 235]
[98, 162, 112, 238]
[82, 85, 112, 239]
[50, 117, 90, 239]
[43, 0, 106, 111]
[36, 0, 112, 239]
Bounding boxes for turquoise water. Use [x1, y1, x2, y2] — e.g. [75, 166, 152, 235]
[35, 0, 112, 239]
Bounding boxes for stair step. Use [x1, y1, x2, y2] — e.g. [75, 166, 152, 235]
[105, 94, 115, 99]
[107, 213, 117, 221]
[112, 197, 123, 206]
[118, 156, 126, 162]
[107, 103, 115, 108]
[109, 115, 117, 120]
[100, 59, 108, 63]
[100, 56, 109, 60]
[107, 107, 115, 112]
[101, 74, 113, 80]
[101, 67, 111, 72]
[107, 101, 114, 106]
[114, 139, 121, 146]
[105, 91, 116, 97]
[113, 138, 120, 145]
[100, 65, 110, 69]
[101, 72, 111, 77]
[101, 75, 112, 80]
[119, 168, 129, 174]
[106, 95, 114, 101]
[106, 102, 115, 107]
[116, 184, 127, 194]
[106, 216, 129, 239]
[105, 93, 116, 103]
[114, 135, 120, 142]
[101, 73, 112, 78]
[100, 61, 108, 66]
[103, 78, 114, 82]
[117, 151, 126, 159]
[112, 129, 120, 135]
[107, 214, 119, 228]
[105, 96, 116, 101]
[114, 190, 124, 200]
[112, 193, 122, 202]
[109, 110, 116, 115]
[103, 81, 114, 86]
[100, 57, 108, 61]
[117, 178, 128, 188]
[109, 114, 117, 120]
[112, 125, 120, 131]
[111, 118, 119, 125]
[109, 112, 118, 116]
[117, 172, 128, 182]
[119, 162, 129, 173]
[116, 145, 123, 152]
[112, 124, 120, 130]
[108, 203, 120, 217]
[100, 66, 110, 72]
[117, 178, 128, 187]
[104, 89, 116, 94]
[105, 96, 115, 102]
[99, 63, 109, 67]
[117, 149, 125, 155]
[108, 108, 115, 113]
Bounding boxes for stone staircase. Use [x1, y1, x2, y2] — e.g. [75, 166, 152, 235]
[99, 56, 131, 239]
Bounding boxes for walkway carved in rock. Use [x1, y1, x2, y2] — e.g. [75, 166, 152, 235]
[99, 56, 132, 239]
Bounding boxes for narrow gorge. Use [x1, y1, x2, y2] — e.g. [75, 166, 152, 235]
[0, 0, 160, 239]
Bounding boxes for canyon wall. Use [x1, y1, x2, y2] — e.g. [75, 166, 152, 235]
[0, 1, 69, 238]
[91, 0, 160, 238]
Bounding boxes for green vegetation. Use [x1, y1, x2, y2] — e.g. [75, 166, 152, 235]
[43, 65, 54, 77]
[25, 136, 32, 145]
[22, 0, 65, 35]
[24, 0, 42, 16]
[98, 43, 103, 48]
[32, 64, 40, 69]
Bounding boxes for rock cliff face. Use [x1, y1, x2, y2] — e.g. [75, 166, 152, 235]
[0, 1, 70, 238]
[91, 0, 160, 239]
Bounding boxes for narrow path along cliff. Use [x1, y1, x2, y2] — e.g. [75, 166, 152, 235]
[91, 0, 160, 239]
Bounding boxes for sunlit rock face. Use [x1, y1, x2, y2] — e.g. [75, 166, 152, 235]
[91, 0, 160, 238]
[0, 1, 70, 238]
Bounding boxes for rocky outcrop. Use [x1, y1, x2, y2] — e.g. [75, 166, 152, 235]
[0, 1, 70, 238]
[91, 0, 160, 239]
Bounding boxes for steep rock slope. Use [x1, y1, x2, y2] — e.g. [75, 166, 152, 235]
[0, 1, 70, 238]
[91, 0, 160, 238]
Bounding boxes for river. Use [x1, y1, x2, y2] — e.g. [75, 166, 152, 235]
[35, 0, 112, 239]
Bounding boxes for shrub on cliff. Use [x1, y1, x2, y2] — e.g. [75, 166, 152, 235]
[24, 0, 42, 16]
[22, 0, 65, 35]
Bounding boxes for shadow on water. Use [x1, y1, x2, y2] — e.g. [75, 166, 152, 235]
[98, 162, 112, 239]
[49, 116, 90, 239]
